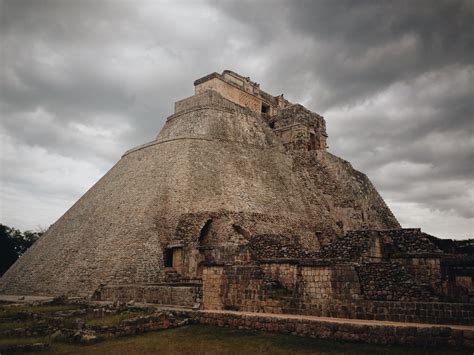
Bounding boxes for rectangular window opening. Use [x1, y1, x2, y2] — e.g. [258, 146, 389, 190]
[309, 132, 317, 151]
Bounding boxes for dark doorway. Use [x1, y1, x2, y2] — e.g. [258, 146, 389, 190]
[164, 248, 173, 267]
[199, 219, 213, 244]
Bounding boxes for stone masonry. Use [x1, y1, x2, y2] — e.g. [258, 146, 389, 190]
[0, 70, 471, 331]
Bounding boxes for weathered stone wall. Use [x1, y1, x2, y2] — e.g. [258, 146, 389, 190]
[195, 77, 262, 113]
[98, 284, 201, 307]
[292, 151, 400, 238]
[202, 267, 225, 310]
[300, 264, 361, 304]
[174, 90, 256, 115]
[196, 311, 474, 348]
[201, 263, 361, 314]
[293, 299, 474, 325]
[202, 263, 473, 324]
[272, 104, 327, 151]
[397, 257, 443, 292]
[248, 234, 319, 259]
[356, 262, 437, 301]
[316, 229, 464, 302]
[198, 228, 469, 310]
[193, 70, 289, 116]
[319, 230, 380, 260]
[203, 260, 354, 313]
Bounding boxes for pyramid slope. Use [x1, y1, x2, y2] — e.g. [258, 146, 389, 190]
[0, 90, 399, 297]
[0, 101, 317, 296]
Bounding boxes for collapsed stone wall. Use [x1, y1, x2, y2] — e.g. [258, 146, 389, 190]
[318, 229, 443, 261]
[318, 231, 378, 260]
[248, 234, 318, 259]
[314, 229, 466, 302]
[378, 229, 443, 255]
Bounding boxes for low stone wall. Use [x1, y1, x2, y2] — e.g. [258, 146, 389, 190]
[195, 311, 474, 348]
[202, 265, 473, 325]
[290, 300, 474, 325]
[98, 284, 201, 307]
[87, 312, 191, 340]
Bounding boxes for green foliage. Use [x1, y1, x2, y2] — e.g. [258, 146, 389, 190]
[0, 223, 43, 275]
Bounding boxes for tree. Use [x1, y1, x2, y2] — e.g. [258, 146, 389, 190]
[0, 224, 43, 276]
[0, 225, 18, 276]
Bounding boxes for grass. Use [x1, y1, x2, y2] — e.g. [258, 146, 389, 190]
[0, 319, 35, 331]
[31, 325, 466, 355]
[0, 336, 48, 347]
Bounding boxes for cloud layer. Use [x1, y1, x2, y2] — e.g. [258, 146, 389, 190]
[0, 0, 472, 238]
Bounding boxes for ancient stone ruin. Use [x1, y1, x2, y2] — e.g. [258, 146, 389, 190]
[1, 70, 472, 327]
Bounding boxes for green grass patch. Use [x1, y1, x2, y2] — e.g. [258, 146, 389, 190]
[0, 336, 47, 347]
[0, 319, 35, 331]
[32, 325, 466, 355]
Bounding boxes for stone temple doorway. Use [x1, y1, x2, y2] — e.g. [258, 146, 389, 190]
[164, 246, 184, 274]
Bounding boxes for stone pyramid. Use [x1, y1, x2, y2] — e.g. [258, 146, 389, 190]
[0, 70, 399, 297]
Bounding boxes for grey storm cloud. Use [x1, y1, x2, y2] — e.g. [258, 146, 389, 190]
[0, 0, 472, 238]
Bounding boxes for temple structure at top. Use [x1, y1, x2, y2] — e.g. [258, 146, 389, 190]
[193, 70, 291, 116]
[175, 70, 328, 151]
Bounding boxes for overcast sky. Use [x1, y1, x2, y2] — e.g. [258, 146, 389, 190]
[0, 0, 472, 239]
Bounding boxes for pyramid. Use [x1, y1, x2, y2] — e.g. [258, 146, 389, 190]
[0, 70, 399, 297]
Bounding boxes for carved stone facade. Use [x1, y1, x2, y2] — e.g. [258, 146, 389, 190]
[0, 71, 472, 326]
